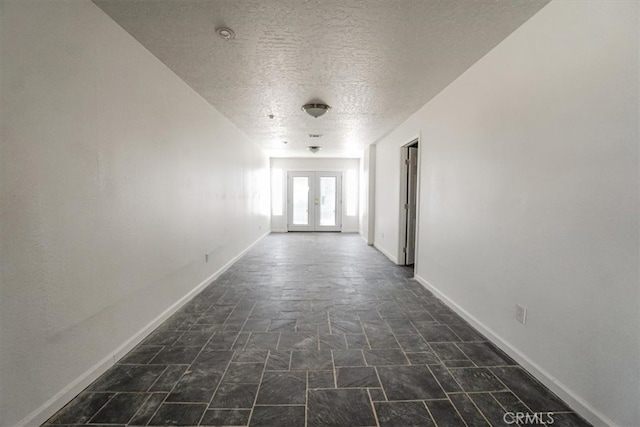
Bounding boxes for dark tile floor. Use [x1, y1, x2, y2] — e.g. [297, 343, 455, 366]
[45, 233, 591, 426]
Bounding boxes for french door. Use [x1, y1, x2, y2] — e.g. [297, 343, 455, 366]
[287, 171, 342, 231]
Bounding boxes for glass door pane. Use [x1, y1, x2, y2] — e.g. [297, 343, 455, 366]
[292, 176, 310, 225]
[319, 176, 336, 226]
[287, 171, 340, 232]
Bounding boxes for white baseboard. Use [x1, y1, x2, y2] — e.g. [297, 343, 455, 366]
[374, 242, 398, 264]
[17, 231, 270, 427]
[359, 232, 374, 246]
[113, 230, 270, 363]
[413, 274, 617, 427]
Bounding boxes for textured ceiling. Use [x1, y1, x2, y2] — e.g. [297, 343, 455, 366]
[93, 0, 549, 158]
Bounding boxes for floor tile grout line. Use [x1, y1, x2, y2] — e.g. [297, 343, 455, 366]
[197, 341, 242, 424]
[509, 391, 538, 417]
[330, 349, 338, 389]
[421, 399, 441, 427]
[143, 364, 172, 394]
[462, 391, 495, 427]
[372, 366, 389, 402]
[488, 387, 539, 423]
[367, 388, 381, 427]
[242, 353, 268, 427]
[79, 391, 118, 426]
[445, 392, 473, 427]
[375, 397, 451, 402]
[145, 291, 243, 426]
[305, 368, 309, 427]
[426, 363, 457, 398]
[360, 317, 373, 350]
[384, 314, 418, 361]
[144, 361, 196, 425]
[192, 293, 249, 425]
[252, 403, 307, 406]
[124, 391, 155, 426]
[466, 364, 511, 394]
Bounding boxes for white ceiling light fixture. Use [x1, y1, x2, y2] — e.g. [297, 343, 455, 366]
[216, 27, 235, 41]
[307, 145, 321, 153]
[302, 103, 330, 118]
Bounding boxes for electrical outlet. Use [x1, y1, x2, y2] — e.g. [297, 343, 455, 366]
[516, 304, 527, 324]
[205, 253, 209, 263]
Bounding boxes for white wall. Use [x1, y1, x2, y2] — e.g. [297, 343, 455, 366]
[374, 1, 639, 426]
[270, 157, 360, 232]
[0, 1, 270, 426]
[359, 145, 376, 245]
[359, 148, 369, 239]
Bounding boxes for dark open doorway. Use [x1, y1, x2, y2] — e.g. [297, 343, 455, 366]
[399, 139, 419, 266]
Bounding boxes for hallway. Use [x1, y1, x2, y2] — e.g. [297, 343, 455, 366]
[45, 233, 590, 426]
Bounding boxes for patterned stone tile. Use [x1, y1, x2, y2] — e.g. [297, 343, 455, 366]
[46, 234, 588, 427]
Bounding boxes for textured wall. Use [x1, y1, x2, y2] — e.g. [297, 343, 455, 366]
[375, 1, 639, 426]
[0, 1, 269, 425]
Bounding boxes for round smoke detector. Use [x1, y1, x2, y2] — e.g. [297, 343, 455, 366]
[216, 27, 235, 41]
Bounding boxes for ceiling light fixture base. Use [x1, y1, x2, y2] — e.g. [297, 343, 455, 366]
[302, 103, 331, 118]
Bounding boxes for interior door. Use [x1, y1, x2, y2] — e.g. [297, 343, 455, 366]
[287, 171, 342, 231]
[405, 146, 418, 264]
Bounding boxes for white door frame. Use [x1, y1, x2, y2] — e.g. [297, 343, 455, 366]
[398, 138, 420, 266]
[287, 171, 343, 232]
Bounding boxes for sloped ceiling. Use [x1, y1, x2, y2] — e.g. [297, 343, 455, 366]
[93, 0, 549, 157]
